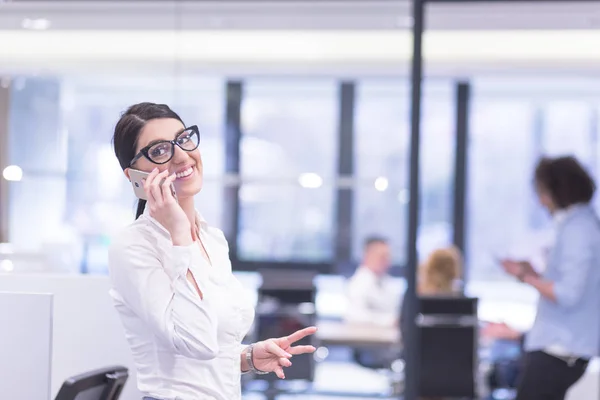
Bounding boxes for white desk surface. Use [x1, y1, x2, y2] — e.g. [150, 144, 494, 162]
[316, 320, 400, 346]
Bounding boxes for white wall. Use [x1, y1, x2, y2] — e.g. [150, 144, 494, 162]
[0, 274, 141, 400]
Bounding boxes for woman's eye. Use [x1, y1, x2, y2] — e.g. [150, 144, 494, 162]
[150, 144, 170, 158]
[177, 135, 190, 144]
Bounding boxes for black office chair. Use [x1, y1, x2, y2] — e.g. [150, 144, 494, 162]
[54, 366, 128, 400]
[417, 296, 479, 398]
[255, 269, 317, 382]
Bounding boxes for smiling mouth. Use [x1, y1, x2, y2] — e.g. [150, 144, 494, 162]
[175, 165, 194, 179]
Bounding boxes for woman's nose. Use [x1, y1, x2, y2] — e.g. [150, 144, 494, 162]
[171, 145, 189, 162]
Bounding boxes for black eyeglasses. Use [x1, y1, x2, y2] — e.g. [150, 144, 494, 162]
[129, 125, 200, 166]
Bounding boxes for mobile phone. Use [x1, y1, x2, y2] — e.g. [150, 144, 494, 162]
[128, 169, 177, 201]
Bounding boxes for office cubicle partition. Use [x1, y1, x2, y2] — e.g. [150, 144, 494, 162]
[0, 292, 53, 400]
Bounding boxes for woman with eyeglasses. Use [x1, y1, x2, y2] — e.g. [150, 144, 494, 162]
[109, 102, 317, 400]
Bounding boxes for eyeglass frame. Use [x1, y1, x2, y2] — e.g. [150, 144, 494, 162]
[129, 125, 200, 167]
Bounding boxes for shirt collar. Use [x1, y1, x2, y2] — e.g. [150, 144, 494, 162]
[142, 202, 207, 238]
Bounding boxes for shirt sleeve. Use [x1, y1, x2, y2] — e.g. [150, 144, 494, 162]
[108, 232, 219, 360]
[553, 220, 594, 309]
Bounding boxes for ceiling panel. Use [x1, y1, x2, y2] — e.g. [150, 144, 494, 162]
[1, 1, 600, 30]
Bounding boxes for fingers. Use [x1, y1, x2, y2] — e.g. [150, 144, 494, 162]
[142, 167, 159, 201]
[288, 345, 316, 356]
[161, 173, 177, 203]
[274, 366, 285, 379]
[266, 340, 292, 359]
[279, 357, 292, 367]
[147, 169, 170, 206]
[275, 358, 292, 379]
[285, 326, 318, 344]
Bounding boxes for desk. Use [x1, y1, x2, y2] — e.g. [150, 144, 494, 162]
[316, 320, 400, 348]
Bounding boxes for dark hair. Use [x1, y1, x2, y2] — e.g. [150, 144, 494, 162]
[534, 155, 596, 209]
[112, 102, 184, 219]
[363, 235, 388, 250]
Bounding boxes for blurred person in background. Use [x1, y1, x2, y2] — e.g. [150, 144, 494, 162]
[345, 236, 399, 326]
[400, 246, 463, 341]
[417, 246, 462, 295]
[500, 155, 600, 400]
[345, 236, 400, 369]
[399, 246, 463, 400]
[108, 102, 316, 400]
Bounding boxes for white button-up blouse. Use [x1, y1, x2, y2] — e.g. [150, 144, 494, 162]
[108, 207, 255, 400]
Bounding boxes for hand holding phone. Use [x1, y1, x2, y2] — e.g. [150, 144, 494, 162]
[129, 168, 177, 202]
[132, 168, 192, 246]
[499, 259, 538, 281]
[518, 261, 539, 279]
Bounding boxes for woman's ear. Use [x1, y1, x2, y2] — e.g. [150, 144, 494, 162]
[124, 167, 131, 181]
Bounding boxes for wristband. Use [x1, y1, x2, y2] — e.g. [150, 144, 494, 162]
[245, 344, 269, 375]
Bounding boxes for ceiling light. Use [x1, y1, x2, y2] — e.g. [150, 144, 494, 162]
[298, 173, 323, 189]
[374, 176, 389, 191]
[2, 165, 23, 182]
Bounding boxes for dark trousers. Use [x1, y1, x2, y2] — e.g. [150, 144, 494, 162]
[515, 351, 588, 400]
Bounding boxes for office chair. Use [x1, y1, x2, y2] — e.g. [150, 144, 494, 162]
[255, 269, 317, 382]
[54, 366, 128, 400]
[417, 296, 479, 398]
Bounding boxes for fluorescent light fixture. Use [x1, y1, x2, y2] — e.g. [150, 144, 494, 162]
[2, 165, 23, 182]
[21, 18, 51, 30]
[2, 29, 600, 65]
[374, 176, 389, 192]
[298, 173, 323, 189]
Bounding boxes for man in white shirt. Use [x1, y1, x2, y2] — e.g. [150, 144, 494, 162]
[344, 236, 400, 327]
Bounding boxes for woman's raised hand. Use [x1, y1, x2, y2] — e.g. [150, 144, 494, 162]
[251, 326, 317, 379]
[144, 168, 192, 246]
